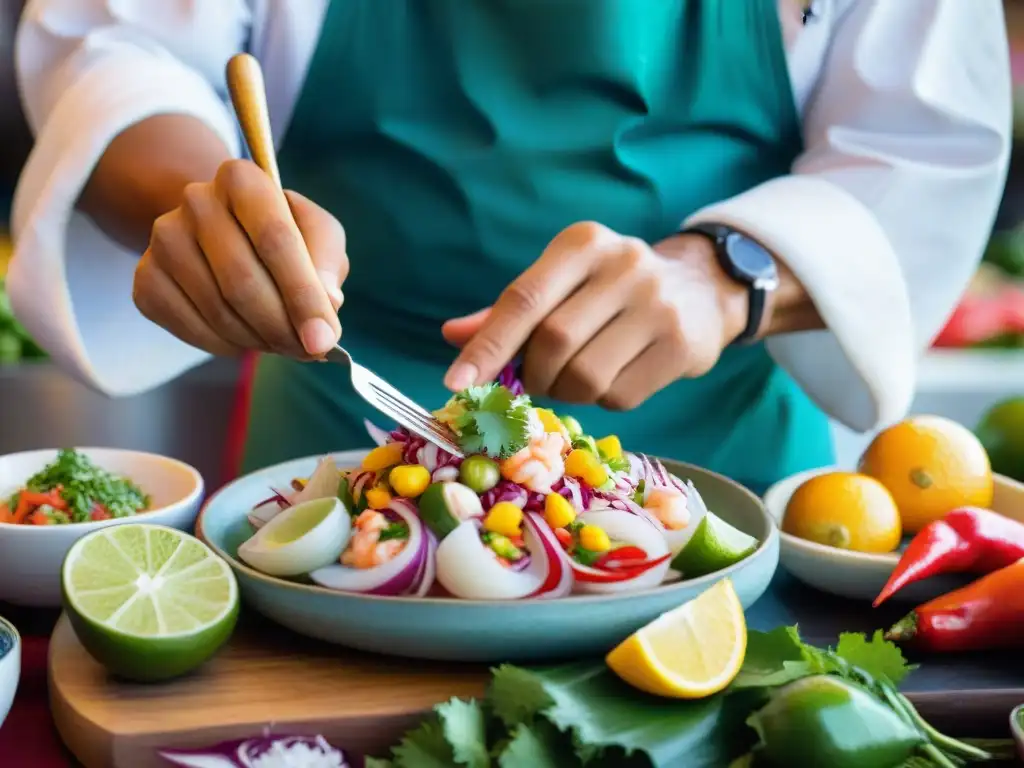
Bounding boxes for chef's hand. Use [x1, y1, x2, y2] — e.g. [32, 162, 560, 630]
[442, 222, 751, 410]
[132, 159, 347, 359]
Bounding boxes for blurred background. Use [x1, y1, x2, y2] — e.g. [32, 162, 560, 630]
[1, 1, 1023, 484]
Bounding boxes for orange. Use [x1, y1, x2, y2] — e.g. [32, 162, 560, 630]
[858, 415, 993, 534]
[782, 472, 902, 553]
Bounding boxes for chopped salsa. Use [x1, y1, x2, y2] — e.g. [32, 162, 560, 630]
[0, 449, 150, 525]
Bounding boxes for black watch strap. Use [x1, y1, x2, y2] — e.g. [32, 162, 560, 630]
[682, 223, 773, 345]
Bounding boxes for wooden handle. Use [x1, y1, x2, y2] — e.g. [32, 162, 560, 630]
[226, 53, 282, 189]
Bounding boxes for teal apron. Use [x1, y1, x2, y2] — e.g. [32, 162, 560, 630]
[243, 0, 835, 492]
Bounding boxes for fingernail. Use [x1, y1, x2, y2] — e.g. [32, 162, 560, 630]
[445, 362, 478, 391]
[300, 318, 336, 355]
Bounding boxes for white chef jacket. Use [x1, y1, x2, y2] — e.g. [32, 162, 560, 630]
[7, 0, 1013, 433]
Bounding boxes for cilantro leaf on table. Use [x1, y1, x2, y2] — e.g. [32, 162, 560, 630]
[834, 630, 915, 686]
[729, 626, 811, 691]
[495, 722, 577, 768]
[437, 698, 490, 768]
[489, 663, 754, 768]
[446, 384, 533, 458]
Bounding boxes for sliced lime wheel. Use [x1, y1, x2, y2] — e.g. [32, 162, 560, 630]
[62, 523, 239, 682]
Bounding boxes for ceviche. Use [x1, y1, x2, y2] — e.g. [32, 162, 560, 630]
[240, 366, 757, 599]
[0, 449, 150, 525]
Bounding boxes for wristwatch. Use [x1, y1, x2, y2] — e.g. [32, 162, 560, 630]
[681, 223, 779, 344]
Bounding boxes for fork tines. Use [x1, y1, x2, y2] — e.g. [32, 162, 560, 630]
[369, 382, 464, 456]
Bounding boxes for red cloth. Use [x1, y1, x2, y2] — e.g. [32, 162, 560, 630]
[0, 635, 75, 766]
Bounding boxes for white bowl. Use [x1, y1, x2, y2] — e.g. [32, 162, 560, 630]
[0, 448, 204, 607]
[0, 615, 19, 728]
[764, 467, 1024, 603]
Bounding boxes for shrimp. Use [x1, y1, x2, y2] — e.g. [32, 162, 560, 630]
[644, 487, 690, 531]
[500, 432, 566, 493]
[341, 510, 406, 568]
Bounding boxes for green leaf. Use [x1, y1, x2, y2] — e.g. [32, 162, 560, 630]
[449, 384, 532, 458]
[835, 631, 914, 686]
[730, 627, 811, 690]
[363, 759, 394, 768]
[496, 722, 578, 768]
[489, 663, 756, 768]
[390, 718, 458, 768]
[436, 698, 491, 768]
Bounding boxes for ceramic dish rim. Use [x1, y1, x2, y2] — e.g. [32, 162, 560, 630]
[0, 614, 20, 661]
[196, 449, 779, 608]
[765, 467, 1024, 568]
[0, 447, 204, 533]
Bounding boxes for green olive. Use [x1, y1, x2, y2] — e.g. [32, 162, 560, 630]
[459, 455, 501, 493]
[559, 415, 584, 440]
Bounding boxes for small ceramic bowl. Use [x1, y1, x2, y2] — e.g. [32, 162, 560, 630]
[763, 467, 1024, 602]
[198, 450, 780, 662]
[0, 615, 20, 729]
[0, 448, 204, 607]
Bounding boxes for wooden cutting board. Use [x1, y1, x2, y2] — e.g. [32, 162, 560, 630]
[49, 614, 490, 768]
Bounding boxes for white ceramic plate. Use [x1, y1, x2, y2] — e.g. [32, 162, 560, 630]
[764, 467, 1024, 603]
[0, 448, 204, 607]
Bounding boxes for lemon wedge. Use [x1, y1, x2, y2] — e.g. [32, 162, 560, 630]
[606, 578, 746, 699]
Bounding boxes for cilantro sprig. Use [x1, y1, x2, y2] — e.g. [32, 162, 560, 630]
[435, 384, 533, 459]
[367, 627, 1000, 768]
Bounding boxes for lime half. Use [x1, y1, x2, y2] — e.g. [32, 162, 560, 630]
[670, 512, 758, 578]
[62, 523, 239, 682]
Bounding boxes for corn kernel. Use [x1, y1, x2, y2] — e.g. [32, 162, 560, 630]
[364, 485, 392, 510]
[484, 502, 525, 538]
[388, 465, 431, 498]
[564, 449, 609, 488]
[534, 408, 562, 433]
[596, 435, 623, 461]
[544, 493, 576, 529]
[579, 524, 611, 552]
[362, 443, 404, 472]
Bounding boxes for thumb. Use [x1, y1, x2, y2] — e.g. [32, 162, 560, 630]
[285, 189, 349, 311]
[441, 308, 492, 348]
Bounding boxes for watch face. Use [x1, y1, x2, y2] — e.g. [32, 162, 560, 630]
[725, 232, 776, 281]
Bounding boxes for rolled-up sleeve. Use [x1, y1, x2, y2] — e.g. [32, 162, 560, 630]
[8, 0, 249, 396]
[686, 0, 1013, 432]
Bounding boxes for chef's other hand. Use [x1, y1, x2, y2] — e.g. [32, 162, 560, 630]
[133, 159, 347, 359]
[442, 222, 750, 410]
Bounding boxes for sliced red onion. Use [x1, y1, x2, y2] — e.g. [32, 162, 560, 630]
[432, 465, 460, 483]
[291, 457, 343, 506]
[309, 502, 427, 596]
[159, 735, 348, 768]
[481, 480, 530, 511]
[435, 514, 567, 600]
[523, 512, 573, 599]
[364, 418, 394, 447]
[572, 508, 671, 594]
[561, 477, 584, 513]
[411, 531, 438, 597]
[247, 494, 289, 530]
[350, 470, 374, 502]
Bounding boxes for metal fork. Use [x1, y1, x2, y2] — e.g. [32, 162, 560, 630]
[226, 53, 464, 457]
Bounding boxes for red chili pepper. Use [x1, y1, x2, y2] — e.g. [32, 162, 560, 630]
[12, 490, 66, 524]
[886, 557, 1024, 652]
[594, 545, 648, 569]
[553, 528, 573, 548]
[90, 504, 112, 522]
[874, 507, 1024, 606]
[572, 553, 672, 583]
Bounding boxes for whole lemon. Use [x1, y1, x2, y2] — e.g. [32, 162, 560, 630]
[782, 472, 902, 553]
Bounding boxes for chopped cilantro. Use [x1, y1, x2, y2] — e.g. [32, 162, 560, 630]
[378, 522, 410, 542]
[437, 384, 533, 458]
[573, 546, 604, 567]
[13, 449, 149, 524]
[605, 455, 631, 474]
